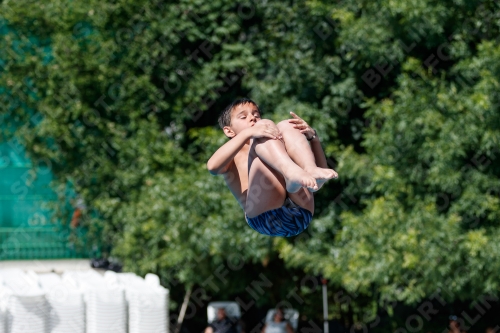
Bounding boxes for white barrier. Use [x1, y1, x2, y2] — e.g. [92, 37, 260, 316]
[0, 269, 169, 333]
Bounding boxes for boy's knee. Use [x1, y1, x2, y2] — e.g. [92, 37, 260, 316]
[277, 119, 295, 131]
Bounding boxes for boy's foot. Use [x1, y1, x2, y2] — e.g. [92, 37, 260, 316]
[303, 167, 338, 192]
[282, 164, 318, 193]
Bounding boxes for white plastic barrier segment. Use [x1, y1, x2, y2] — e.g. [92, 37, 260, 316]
[7, 293, 48, 333]
[111, 271, 170, 333]
[0, 305, 4, 333]
[0, 269, 48, 333]
[0, 269, 37, 296]
[0, 275, 6, 333]
[145, 273, 160, 287]
[38, 273, 85, 333]
[63, 270, 127, 333]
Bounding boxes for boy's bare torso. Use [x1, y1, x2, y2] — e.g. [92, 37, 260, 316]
[222, 146, 250, 210]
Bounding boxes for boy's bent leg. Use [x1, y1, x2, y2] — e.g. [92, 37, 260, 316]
[276, 120, 337, 191]
[246, 154, 314, 218]
[245, 152, 287, 218]
[276, 120, 316, 170]
[252, 119, 318, 193]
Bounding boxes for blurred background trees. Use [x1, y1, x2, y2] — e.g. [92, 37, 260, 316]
[1, 0, 499, 331]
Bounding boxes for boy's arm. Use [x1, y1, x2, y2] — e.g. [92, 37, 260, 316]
[207, 129, 252, 175]
[206, 123, 281, 175]
[308, 132, 329, 169]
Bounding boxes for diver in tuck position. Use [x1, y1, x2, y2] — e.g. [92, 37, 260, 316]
[207, 98, 338, 237]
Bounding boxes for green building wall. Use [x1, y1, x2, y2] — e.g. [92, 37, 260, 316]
[0, 139, 89, 260]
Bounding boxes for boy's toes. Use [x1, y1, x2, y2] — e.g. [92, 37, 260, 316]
[304, 178, 315, 189]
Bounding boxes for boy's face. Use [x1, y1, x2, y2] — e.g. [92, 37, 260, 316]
[223, 102, 261, 138]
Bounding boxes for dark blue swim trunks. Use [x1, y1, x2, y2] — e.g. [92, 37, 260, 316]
[245, 197, 312, 237]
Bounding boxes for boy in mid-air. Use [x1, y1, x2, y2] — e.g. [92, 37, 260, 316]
[207, 98, 338, 237]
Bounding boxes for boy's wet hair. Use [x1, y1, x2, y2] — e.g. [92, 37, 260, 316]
[218, 98, 261, 129]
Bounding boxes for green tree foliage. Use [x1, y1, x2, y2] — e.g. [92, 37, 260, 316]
[1, 0, 499, 330]
[0, 0, 279, 304]
[276, 0, 500, 326]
